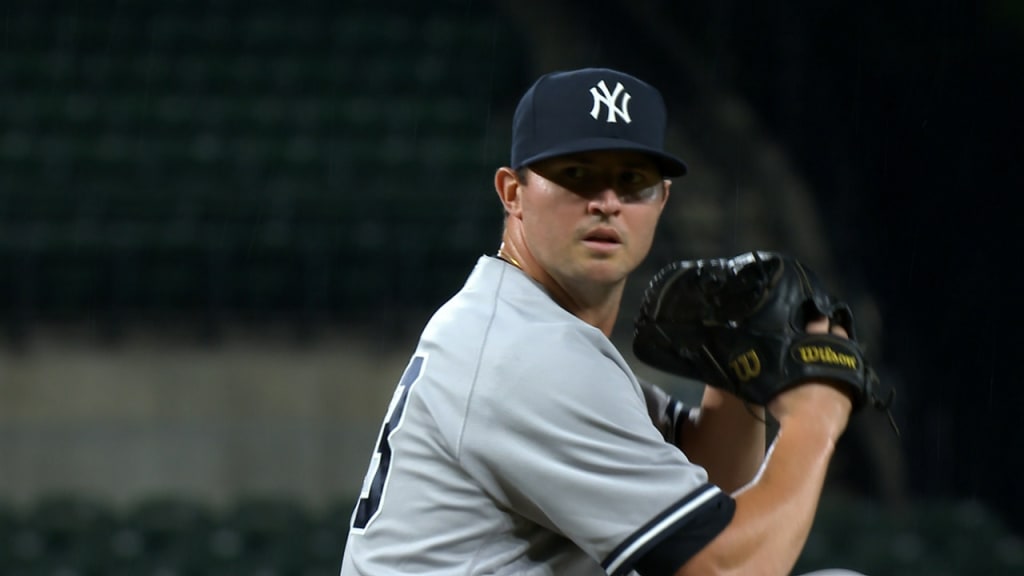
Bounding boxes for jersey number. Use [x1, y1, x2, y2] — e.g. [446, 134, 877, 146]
[351, 354, 425, 531]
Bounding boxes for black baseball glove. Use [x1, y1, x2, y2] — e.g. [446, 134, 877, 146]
[633, 251, 896, 432]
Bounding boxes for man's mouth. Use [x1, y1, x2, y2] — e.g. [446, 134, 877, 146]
[582, 228, 622, 247]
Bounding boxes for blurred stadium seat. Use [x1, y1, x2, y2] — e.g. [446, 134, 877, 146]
[0, 494, 1020, 574]
[0, 0, 527, 341]
[0, 502, 13, 568]
[203, 496, 314, 576]
[6, 495, 114, 576]
[104, 496, 214, 576]
[794, 495, 1024, 576]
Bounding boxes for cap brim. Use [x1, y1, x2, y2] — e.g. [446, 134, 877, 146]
[514, 137, 688, 177]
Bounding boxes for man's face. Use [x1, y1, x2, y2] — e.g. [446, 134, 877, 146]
[516, 150, 670, 290]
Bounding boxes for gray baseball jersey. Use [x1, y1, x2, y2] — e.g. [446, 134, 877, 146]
[341, 256, 734, 576]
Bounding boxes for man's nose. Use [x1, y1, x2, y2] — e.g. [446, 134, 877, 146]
[587, 187, 622, 215]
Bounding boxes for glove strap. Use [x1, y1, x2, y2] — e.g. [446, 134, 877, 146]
[786, 334, 865, 385]
[784, 334, 900, 435]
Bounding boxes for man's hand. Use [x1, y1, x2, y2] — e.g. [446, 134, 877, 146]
[768, 317, 852, 441]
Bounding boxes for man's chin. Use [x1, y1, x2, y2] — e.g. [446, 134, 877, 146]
[577, 258, 633, 286]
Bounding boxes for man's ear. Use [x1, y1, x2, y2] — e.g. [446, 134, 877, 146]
[494, 167, 524, 217]
[660, 179, 672, 209]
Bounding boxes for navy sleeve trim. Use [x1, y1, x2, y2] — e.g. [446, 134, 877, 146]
[601, 483, 735, 576]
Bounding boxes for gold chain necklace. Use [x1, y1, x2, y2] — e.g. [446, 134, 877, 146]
[496, 243, 523, 270]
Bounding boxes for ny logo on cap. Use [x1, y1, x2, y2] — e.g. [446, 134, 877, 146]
[589, 80, 632, 124]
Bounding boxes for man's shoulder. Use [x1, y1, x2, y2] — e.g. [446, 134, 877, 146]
[419, 256, 623, 380]
[426, 257, 577, 335]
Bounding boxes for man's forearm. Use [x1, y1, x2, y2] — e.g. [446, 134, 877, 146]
[680, 387, 767, 493]
[678, 416, 838, 576]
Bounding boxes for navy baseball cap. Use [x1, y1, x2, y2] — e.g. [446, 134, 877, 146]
[510, 68, 688, 177]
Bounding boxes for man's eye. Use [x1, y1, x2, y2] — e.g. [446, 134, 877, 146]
[563, 166, 587, 179]
[620, 171, 644, 185]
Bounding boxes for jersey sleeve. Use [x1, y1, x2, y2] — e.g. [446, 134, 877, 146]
[638, 378, 701, 445]
[457, 323, 734, 575]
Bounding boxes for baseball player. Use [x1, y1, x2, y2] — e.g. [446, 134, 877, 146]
[341, 68, 864, 576]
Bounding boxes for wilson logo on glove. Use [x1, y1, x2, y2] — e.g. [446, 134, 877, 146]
[794, 345, 858, 369]
[729, 350, 762, 381]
